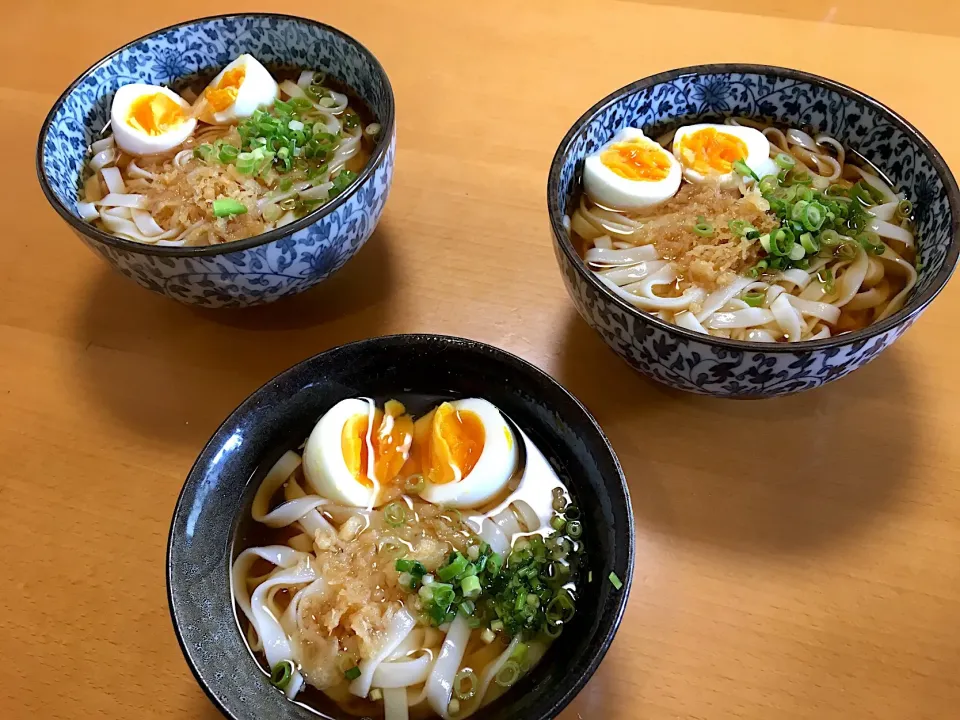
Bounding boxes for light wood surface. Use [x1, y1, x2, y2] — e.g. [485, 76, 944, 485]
[5, 1, 960, 718]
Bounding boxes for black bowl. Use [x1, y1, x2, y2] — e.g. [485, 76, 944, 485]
[167, 334, 634, 720]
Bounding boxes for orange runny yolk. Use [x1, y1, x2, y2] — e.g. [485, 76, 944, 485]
[204, 67, 246, 112]
[676, 127, 748, 175]
[127, 93, 186, 136]
[340, 400, 414, 486]
[600, 138, 672, 181]
[409, 403, 485, 485]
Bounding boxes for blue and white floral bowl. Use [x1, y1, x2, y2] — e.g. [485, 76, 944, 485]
[37, 14, 395, 308]
[548, 64, 960, 398]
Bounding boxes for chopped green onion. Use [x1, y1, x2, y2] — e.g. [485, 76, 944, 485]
[788, 243, 806, 261]
[819, 229, 841, 248]
[369, 688, 382, 702]
[344, 665, 361, 681]
[551, 495, 567, 513]
[545, 591, 577, 624]
[432, 583, 456, 609]
[857, 231, 885, 255]
[742, 291, 764, 307]
[838, 240, 859, 260]
[495, 660, 521, 688]
[212, 198, 247, 218]
[217, 143, 239, 163]
[398, 571, 414, 589]
[193, 143, 216, 161]
[566, 520, 583, 539]
[490, 619, 504, 633]
[819, 268, 835, 294]
[448, 698, 461, 716]
[609, 572, 624, 590]
[384, 502, 407, 527]
[758, 174, 779, 194]
[269, 659, 294, 690]
[802, 203, 825, 231]
[799, 232, 819, 254]
[438, 553, 469, 581]
[774, 153, 796, 170]
[733, 159, 759, 181]
[564, 505, 581, 521]
[896, 198, 913, 219]
[404, 474, 426, 494]
[550, 515, 566, 532]
[454, 669, 478, 700]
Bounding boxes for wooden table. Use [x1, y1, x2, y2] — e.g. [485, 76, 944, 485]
[5, 1, 960, 718]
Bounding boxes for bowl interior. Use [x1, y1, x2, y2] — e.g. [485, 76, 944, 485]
[41, 13, 393, 221]
[550, 66, 958, 324]
[168, 335, 634, 720]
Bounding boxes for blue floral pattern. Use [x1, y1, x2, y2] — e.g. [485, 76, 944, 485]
[38, 14, 395, 308]
[549, 66, 959, 397]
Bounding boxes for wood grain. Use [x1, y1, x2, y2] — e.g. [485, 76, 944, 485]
[4, 1, 960, 718]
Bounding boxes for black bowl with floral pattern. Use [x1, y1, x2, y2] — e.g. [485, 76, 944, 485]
[548, 64, 960, 397]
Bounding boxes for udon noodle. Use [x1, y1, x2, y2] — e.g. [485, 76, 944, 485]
[570, 118, 919, 342]
[233, 397, 584, 719]
[78, 59, 378, 247]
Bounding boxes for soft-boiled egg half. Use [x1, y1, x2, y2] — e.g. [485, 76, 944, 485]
[672, 123, 777, 189]
[414, 399, 518, 509]
[110, 84, 197, 156]
[303, 398, 414, 507]
[194, 54, 279, 125]
[583, 128, 682, 211]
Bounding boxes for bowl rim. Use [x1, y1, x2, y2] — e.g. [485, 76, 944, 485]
[35, 12, 396, 258]
[166, 333, 636, 720]
[547, 63, 960, 353]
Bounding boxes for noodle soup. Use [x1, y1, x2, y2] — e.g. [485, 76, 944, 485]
[77, 56, 380, 247]
[233, 395, 585, 719]
[570, 119, 919, 342]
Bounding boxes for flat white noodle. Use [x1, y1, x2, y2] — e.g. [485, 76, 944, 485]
[598, 260, 667, 285]
[76, 201, 99, 221]
[592, 235, 613, 250]
[606, 264, 708, 312]
[868, 218, 915, 247]
[231, 546, 314, 700]
[131, 209, 166, 237]
[250, 451, 331, 529]
[876, 245, 918, 320]
[812, 154, 841, 181]
[585, 244, 658, 267]
[869, 201, 899, 222]
[384, 687, 410, 720]
[695, 276, 752, 323]
[425, 612, 472, 719]
[746, 328, 777, 342]
[674, 311, 708, 334]
[834, 247, 870, 306]
[100, 166, 126, 194]
[778, 268, 813, 290]
[786, 128, 818, 152]
[770, 293, 803, 341]
[850, 165, 897, 203]
[91, 136, 115, 153]
[101, 206, 132, 218]
[284, 477, 336, 536]
[458, 635, 522, 716]
[372, 653, 434, 688]
[815, 134, 845, 167]
[705, 308, 775, 329]
[100, 214, 179, 242]
[809, 326, 832, 340]
[96, 193, 147, 208]
[126, 160, 156, 180]
[785, 295, 841, 324]
[89, 148, 116, 172]
[349, 607, 416, 698]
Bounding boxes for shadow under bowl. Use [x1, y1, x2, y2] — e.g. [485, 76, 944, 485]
[167, 334, 635, 720]
[37, 13, 395, 308]
[548, 63, 960, 398]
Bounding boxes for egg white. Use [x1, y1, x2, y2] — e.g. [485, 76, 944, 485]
[672, 123, 778, 189]
[420, 398, 518, 510]
[302, 398, 377, 508]
[196, 54, 279, 125]
[583, 128, 682, 211]
[110, 84, 197, 156]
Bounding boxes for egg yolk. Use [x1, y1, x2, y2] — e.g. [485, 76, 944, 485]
[340, 400, 413, 486]
[676, 127, 748, 175]
[205, 66, 246, 112]
[600, 138, 672, 181]
[411, 403, 485, 485]
[126, 93, 186, 136]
